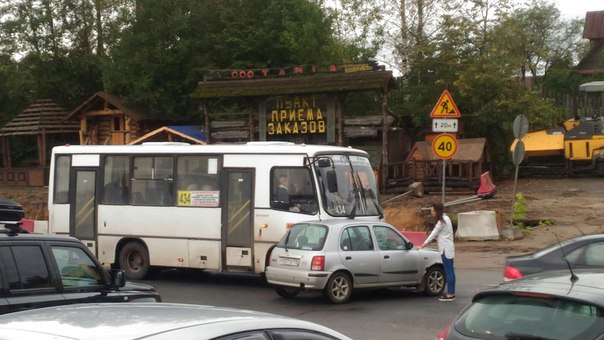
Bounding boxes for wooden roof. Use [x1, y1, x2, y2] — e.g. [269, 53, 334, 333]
[65, 91, 146, 121]
[0, 99, 79, 136]
[129, 125, 207, 145]
[583, 11, 604, 39]
[192, 71, 396, 99]
[406, 137, 488, 162]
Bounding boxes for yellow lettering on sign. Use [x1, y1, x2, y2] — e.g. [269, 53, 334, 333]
[267, 96, 326, 135]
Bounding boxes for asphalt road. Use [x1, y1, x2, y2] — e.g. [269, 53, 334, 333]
[143, 268, 502, 340]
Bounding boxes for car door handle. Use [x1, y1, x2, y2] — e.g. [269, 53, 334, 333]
[384, 255, 390, 259]
[345, 256, 352, 260]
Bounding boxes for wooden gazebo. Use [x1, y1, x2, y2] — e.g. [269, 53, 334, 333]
[65, 92, 148, 145]
[0, 99, 79, 185]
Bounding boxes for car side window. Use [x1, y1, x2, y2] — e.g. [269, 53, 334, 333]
[374, 225, 406, 250]
[340, 226, 373, 251]
[51, 246, 104, 287]
[569, 241, 604, 266]
[0, 245, 52, 290]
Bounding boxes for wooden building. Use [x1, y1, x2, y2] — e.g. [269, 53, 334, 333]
[65, 92, 161, 145]
[192, 63, 403, 189]
[0, 99, 78, 186]
[129, 125, 207, 145]
[388, 138, 491, 193]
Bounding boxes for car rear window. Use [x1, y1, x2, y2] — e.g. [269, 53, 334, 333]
[277, 224, 328, 251]
[455, 294, 604, 340]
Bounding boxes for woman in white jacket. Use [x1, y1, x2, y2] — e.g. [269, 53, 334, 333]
[418, 202, 456, 301]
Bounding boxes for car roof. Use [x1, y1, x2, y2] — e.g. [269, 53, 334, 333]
[0, 303, 352, 340]
[476, 269, 604, 306]
[0, 231, 79, 243]
[295, 219, 391, 228]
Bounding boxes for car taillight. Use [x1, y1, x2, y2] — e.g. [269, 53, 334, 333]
[435, 324, 450, 340]
[503, 265, 523, 281]
[311, 256, 325, 271]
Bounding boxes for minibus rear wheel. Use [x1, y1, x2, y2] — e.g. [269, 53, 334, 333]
[118, 241, 149, 280]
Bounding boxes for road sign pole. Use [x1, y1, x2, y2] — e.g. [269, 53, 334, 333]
[510, 163, 519, 226]
[441, 159, 446, 206]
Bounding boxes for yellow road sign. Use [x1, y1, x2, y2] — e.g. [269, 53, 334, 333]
[432, 133, 458, 159]
[430, 90, 461, 118]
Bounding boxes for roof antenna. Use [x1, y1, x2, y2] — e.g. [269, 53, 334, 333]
[555, 233, 578, 283]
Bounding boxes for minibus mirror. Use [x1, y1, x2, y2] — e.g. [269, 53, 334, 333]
[317, 158, 332, 168]
[326, 170, 338, 193]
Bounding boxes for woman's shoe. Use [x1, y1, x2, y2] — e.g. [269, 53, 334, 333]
[438, 294, 455, 301]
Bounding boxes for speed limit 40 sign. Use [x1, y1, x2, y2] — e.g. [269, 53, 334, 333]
[432, 133, 458, 159]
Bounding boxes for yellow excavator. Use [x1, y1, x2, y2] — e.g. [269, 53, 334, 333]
[511, 81, 604, 176]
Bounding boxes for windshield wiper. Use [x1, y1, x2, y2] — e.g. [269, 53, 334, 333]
[284, 230, 291, 252]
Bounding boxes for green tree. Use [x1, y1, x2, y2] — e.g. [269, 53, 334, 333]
[495, 1, 585, 86]
[104, 0, 345, 119]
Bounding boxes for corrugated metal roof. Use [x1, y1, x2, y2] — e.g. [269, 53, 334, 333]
[406, 137, 487, 162]
[0, 99, 79, 136]
[583, 10, 604, 39]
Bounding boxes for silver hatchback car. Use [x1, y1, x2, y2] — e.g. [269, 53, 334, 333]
[265, 219, 445, 304]
[0, 303, 353, 339]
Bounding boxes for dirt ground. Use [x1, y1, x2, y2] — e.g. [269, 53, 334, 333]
[382, 177, 604, 270]
[2, 177, 603, 270]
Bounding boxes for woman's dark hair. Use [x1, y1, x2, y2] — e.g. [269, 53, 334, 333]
[432, 202, 445, 224]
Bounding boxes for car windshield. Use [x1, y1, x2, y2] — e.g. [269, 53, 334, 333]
[455, 294, 604, 340]
[314, 154, 381, 217]
[277, 223, 328, 251]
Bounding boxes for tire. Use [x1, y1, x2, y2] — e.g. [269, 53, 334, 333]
[422, 266, 445, 296]
[323, 272, 352, 304]
[274, 286, 301, 298]
[118, 241, 149, 280]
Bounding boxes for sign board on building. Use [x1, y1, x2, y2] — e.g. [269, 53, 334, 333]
[266, 95, 327, 136]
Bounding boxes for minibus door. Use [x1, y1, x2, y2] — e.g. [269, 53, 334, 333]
[69, 169, 97, 255]
[223, 169, 254, 271]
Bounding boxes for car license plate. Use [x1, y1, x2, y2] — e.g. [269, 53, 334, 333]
[278, 257, 299, 267]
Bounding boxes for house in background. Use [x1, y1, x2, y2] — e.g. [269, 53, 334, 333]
[129, 125, 207, 145]
[577, 10, 604, 75]
[399, 138, 491, 193]
[0, 99, 78, 186]
[65, 92, 169, 145]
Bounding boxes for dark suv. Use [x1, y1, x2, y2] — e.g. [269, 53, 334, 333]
[0, 226, 161, 314]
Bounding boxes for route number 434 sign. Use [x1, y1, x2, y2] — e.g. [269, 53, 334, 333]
[432, 133, 458, 159]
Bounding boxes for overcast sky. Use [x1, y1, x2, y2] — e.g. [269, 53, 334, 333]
[554, 0, 603, 19]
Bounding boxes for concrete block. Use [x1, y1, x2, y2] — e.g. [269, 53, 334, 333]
[457, 210, 500, 241]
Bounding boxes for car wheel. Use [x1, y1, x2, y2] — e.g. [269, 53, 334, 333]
[119, 241, 149, 280]
[324, 272, 352, 304]
[423, 266, 445, 296]
[274, 286, 301, 298]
